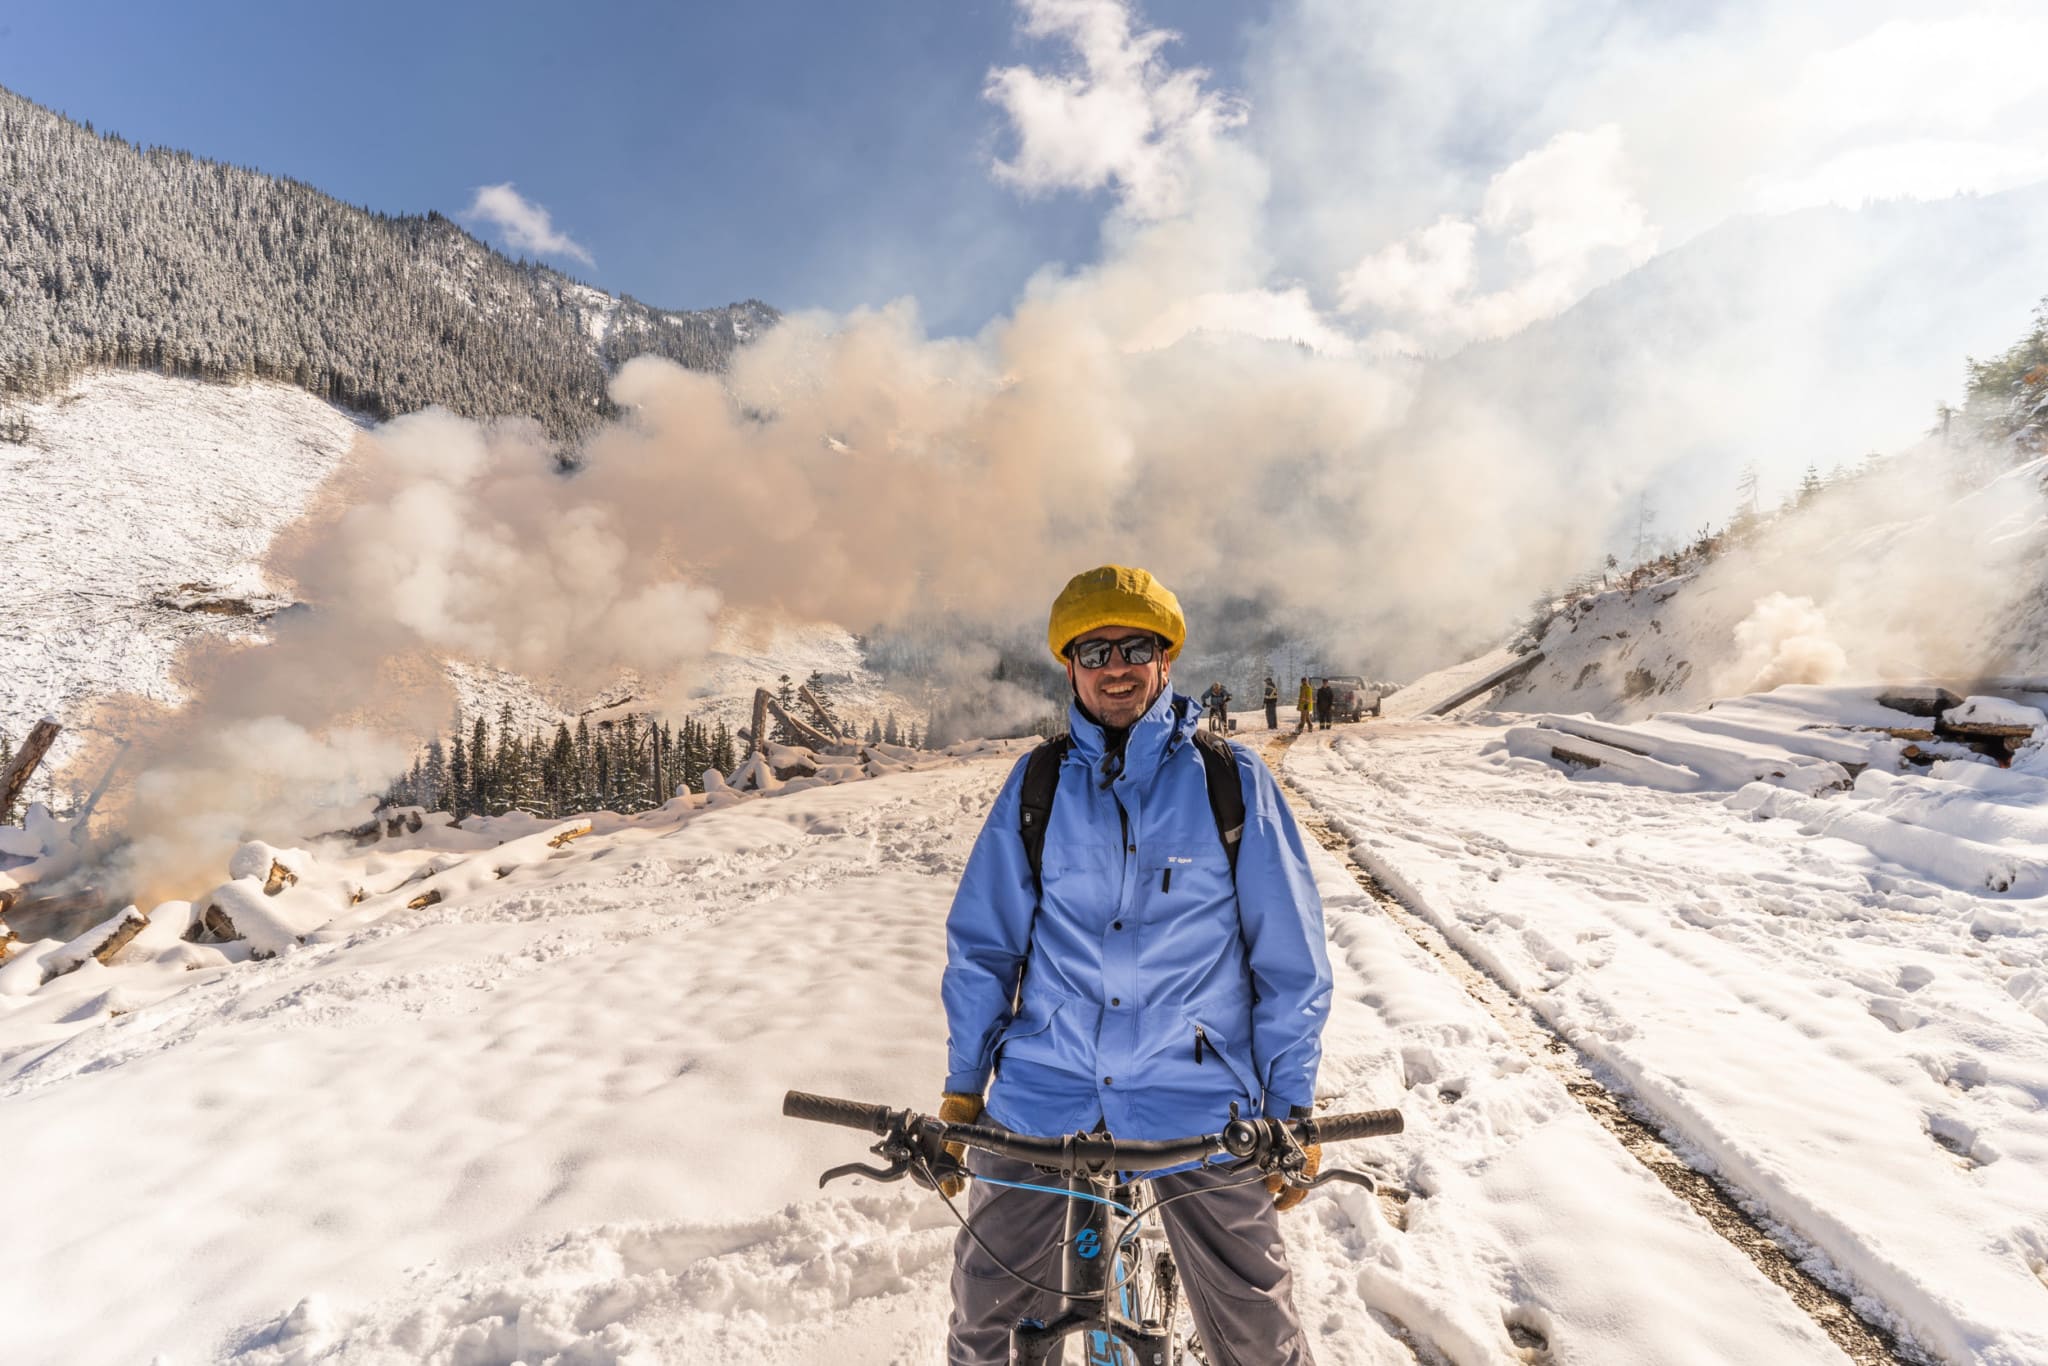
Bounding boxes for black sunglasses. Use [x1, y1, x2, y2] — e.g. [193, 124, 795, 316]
[1067, 634, 1160, 669]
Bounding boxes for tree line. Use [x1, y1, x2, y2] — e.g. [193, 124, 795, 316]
[384, 703, 741, 820]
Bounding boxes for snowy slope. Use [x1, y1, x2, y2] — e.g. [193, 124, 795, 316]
[0, 738, 1876, 1366]
[1492, 456, 2048, 722]
[0, 372, 369, 785]
[0, 370, 922, 797]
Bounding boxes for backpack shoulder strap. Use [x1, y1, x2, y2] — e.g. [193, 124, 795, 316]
[1018, 734, 1070, 893]
[1191, 729, 1247, 876]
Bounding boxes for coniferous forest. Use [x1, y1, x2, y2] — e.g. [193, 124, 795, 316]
[0, 84, 776, 439]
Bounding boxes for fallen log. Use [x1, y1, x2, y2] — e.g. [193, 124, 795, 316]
[1, 717, 62, 819]
[1875, 686, 1964, 719]
[761, 690, 838, 750]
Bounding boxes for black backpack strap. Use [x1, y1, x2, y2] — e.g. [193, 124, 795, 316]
[1018, 734, 1070, 894]
[1191, 729, 1247, 876]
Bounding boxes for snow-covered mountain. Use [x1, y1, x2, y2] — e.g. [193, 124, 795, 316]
[1392, 182, 2048, 542]
[0, 84, 776, 442]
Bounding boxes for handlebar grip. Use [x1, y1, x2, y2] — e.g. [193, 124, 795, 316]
[782, 1090, 896, 1133]
[1312, 1108, 1406, 1142]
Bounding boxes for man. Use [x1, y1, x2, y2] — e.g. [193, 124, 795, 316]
[1314, 678, 1335, 731]
[1203, 679, 1231, 731]
[1263, 676, 1280, 730]
[1296, 676, 1313, 733]
[941, 565, 1333, 1365]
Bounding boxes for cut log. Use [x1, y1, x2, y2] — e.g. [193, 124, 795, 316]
[263, 860, 299, 896]
[43, 905, 151, 981]
[407, 888, 443, 910]
[546, 821, 593, 849]
[797, 683, 846, 738]
[1, 717, 62, 818]
[762, 692, 837, 749]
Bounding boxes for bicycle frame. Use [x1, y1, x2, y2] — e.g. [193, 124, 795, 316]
[1012, 1170, 1173, 1365]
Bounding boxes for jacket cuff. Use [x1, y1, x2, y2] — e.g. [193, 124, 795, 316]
[1266, 1086, 1313, 1116]
[944, 1069, 991, 1096]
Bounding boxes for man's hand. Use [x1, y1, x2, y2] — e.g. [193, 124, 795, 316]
[1267, 1141, 1321, 1211]
[935, 1091, 984, 1199]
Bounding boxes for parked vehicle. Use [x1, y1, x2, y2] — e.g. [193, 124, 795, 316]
[1323, 675, 1380, 722]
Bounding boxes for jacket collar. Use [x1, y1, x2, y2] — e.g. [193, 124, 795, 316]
[1066, 686, 1199, 788]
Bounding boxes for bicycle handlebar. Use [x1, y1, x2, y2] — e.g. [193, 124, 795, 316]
[782, 1089, 1403, 1180]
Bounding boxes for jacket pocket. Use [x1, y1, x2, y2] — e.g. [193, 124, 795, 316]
[1184, 1010, 1263, 1107]
[991, 995, 1067, 1071]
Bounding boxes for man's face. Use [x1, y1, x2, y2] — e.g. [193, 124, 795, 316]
[1065, 625, 1171, 729]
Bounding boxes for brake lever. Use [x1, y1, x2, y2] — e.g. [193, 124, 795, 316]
[1296, 1167, 1377, 1193]
[820, 1155, 911, 1187]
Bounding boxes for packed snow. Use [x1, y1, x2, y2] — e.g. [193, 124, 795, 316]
[6, 680, 2046, 1364]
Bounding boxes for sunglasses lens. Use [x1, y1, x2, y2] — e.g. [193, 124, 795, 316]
[1070, 636, 1157, 668]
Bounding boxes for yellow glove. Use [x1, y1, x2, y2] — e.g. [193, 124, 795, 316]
[936, 1091, 984, 1199]
[1268, 1142, 1321, 1212]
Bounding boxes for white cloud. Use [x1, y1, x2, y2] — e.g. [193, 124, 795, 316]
[1339, 126, 1659, 350]
[1747, 13, 2048, 211]
[463, 182, 595, 267]
[985, 0, 1247, 220]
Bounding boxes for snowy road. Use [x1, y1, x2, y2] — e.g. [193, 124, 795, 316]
[1281, 721, 2048, 1366]
[3, 718, 2044, 1362]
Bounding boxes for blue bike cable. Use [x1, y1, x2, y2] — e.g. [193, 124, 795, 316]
[969, 1173, 1139, 1220]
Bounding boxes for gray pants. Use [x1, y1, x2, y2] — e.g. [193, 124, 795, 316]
[947, 1149, 1315, 1365]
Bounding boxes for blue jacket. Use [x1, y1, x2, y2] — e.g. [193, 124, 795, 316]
[942, 688, 1332, 1143]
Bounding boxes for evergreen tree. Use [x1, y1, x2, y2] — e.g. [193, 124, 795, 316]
[471, 714, 490, 815]
[710, 721, 736, 777]
[884, 712, 900, 746]
[866, 717, 882, 745]
[0, 727, 14, 825]
[573, 717, 596, 811]
[547, 722, 575, 816]
[448, 716, 471, 820]
[423, 737, 448, 812]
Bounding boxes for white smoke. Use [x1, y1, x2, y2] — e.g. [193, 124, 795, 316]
[90, 0, 2048, 900]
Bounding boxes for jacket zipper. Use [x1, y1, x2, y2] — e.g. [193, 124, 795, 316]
[1194, 1026, 1207, 1065]
[1161, 866, 1172, 893]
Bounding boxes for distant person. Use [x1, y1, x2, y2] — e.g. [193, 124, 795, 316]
[1203, 680, 1231, 733]
[1296, 677, 1313, 733]
[1315, 679, 1335, 731]
[1263, 676, 1280, 730]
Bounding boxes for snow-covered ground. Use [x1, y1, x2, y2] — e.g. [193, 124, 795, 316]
[0, 372, 369, 785]
[8, 682, 2045, 1364]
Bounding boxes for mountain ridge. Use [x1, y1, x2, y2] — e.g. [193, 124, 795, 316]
[0, 83, 776, 440]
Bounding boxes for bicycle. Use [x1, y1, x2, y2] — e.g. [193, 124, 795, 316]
[783, 1089, 1404, 1364]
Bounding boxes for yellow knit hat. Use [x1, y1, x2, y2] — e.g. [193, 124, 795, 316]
[1047, 565, 1187, 663]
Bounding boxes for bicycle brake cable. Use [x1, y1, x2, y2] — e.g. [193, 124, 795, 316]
[913, 1151, 1080, 1299]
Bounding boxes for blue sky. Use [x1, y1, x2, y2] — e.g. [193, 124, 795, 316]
[1, 0, 1249, 334]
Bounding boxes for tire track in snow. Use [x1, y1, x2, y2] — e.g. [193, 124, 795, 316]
[1264, 731, 1912, 1366]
